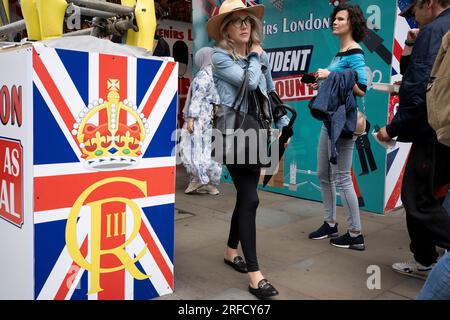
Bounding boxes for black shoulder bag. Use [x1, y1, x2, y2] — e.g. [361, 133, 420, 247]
[268, 91, 288, 123]
[211, 67, 274, 167]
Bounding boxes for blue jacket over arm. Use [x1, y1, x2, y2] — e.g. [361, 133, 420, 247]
[309, 69, 358, 164]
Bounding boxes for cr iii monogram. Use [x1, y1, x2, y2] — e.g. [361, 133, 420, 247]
[66, 177, 150, 295]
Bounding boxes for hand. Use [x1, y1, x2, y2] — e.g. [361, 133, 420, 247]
[407, 28, 420, 43]
[186, 118, 194, 134]
[250, 44, 263, 56]
[315, 68, 330, 80]
[376, 126, 392, 142]
[284, 138, 291, 148]
[308, 82, 319, 90]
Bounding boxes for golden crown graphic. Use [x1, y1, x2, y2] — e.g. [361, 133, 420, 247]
[72, 79, 149, 170]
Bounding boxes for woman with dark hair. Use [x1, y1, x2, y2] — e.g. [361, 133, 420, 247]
[173, 40, 189, 77]
[206, 0, 289, 299]
[308, 4, 368, 250]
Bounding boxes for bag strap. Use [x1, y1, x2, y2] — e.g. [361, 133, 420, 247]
[361, 96, 366, 114]
[231, 65, 249, 111]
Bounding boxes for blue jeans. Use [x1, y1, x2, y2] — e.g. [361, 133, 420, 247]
[417, 251, 450, 300]
[317, 126, 362, 232]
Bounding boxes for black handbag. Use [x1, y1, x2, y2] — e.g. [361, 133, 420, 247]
[211, 67, 274, 167]
[268, 91, 288, 122]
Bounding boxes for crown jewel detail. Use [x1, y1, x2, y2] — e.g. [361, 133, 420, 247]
[72, 79, 150, 170]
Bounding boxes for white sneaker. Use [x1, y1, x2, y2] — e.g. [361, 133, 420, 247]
[392, 261, 435, 280]
[197, 184, 220, 195]
[184, 182, 204, 194]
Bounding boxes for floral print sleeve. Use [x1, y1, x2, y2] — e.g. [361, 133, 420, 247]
[186, 66, 219, 119]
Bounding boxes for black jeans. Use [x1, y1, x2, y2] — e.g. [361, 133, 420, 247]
[226, 165, 261, 272]
[401, 141, 450, 266]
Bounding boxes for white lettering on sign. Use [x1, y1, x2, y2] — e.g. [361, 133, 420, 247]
[0, 138, 23, 227]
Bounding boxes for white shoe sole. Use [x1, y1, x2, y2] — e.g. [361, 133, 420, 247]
[392, 268, 429, 280]
[185, 184, 204, 194]
[196, 187, 220, 195]
[330, 242, 365, 251]
[309, 233, 338, 240]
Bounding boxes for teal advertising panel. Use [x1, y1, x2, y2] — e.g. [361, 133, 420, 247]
[192, 0, 399, 214]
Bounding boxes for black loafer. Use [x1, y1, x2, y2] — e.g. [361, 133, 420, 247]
[224, 256, 248, 273]
[248, 279, 279, 299]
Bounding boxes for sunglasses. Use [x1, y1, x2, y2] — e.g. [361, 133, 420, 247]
[230, 16, 253, 28]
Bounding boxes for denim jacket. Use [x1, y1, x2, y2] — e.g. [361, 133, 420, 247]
[212, 47, 289, 129]
[309, 69, 358, 164]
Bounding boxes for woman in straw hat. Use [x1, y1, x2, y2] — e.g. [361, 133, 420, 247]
[307, 4, 368, 250]
[207, 0, 289, 299]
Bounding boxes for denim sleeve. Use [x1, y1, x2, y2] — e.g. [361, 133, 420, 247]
[275, 115, 290, 130]
[212, 51, 262, 90]
[261, 51, 276, 92]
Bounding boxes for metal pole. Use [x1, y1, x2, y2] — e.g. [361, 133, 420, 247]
[0, 19, 26, 38]
[76, 5, 118, 18]
[1, 1, 137, 40]
[63, 27, 94, 36]
[90, 16, 137, 38]
[105, 17, 138, 35]
[69, 0, 134, 16]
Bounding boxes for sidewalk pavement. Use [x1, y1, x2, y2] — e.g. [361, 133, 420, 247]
[157, 166, 426, 300]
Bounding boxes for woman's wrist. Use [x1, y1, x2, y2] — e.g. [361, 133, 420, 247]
[404, 40, 415, 47]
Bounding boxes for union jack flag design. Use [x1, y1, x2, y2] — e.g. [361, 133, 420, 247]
[384, 2, 415, 212]
[32, 45, 178, 300]
[245, 0, 260, 5]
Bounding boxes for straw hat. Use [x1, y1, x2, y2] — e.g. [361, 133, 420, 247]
[206, 0, 265, 41]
